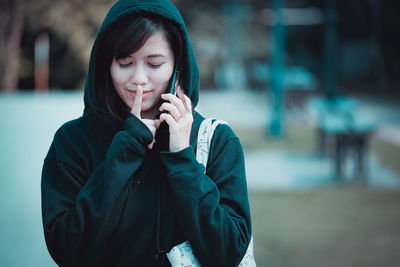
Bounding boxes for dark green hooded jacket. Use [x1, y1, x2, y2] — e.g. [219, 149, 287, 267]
[41, 0, 251, 266]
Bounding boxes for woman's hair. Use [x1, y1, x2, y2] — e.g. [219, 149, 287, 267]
[96, 12, 184, 124]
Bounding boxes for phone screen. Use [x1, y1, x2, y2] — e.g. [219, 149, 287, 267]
[169, 65, 178, 95]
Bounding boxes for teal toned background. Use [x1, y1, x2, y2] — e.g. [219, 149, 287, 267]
[1, 0, 400, 266]
[0, 93, 82, 266]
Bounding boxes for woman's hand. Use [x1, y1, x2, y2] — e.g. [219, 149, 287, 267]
[131, 85, 160, 149]
[159, 86, 193, 152]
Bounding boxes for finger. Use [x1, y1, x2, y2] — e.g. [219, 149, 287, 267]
[173, 80, 179, 95]
[155, 119, 161, 129]
[159, 112, 177, 127]
[177, 87, 187, 111]
[142, 119, 158, 141]
[161, 93, 186, 115]
[131, 85, 143, 117]
[159, 102, 181, 120]
[176, 86, 191, 112]
[177, 85, 184, 99]
[181, 93, 192, 113]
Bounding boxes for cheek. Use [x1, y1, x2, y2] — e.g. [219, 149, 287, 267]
[152, 67, 173, 91]
[110, 64, 129, 86]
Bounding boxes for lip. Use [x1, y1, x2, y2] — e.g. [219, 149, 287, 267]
[128, 90, 151, 98]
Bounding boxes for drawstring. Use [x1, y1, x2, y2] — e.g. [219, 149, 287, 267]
[154, 176, 164, 261]
[153, 123, 168, 261]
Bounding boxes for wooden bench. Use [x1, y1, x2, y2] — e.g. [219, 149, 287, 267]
[309, 97, 377, 182]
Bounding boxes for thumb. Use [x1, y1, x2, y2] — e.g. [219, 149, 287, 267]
[155, 119, 161, 129]
[131, 85, 143, 117]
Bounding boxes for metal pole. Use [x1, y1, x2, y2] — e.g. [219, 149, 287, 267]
[269, 0, 286, 136]
[223, 0, 246, 91]
[323, 0, 338, 97]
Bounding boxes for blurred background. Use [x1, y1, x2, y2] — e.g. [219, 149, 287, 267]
[1, 0, 400, 266]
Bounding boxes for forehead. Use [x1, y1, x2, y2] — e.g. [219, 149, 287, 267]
[134, 31, 172, 57]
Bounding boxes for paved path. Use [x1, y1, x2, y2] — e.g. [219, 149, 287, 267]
[198, 90, 400, 190]
[245, 150, 400, 191]
[0, 91, 399, 266]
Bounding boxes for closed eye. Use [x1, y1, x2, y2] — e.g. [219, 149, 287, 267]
[116, 57, 133, 68]
[148, 63, 163, 69]
[118, 62, 132, 68]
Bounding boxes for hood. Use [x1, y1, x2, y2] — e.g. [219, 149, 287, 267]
[83, 0, 199, 125]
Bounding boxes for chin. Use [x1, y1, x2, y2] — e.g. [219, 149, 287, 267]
[140, 105, 152, 112]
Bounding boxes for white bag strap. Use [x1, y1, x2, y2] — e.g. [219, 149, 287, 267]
[196, 118, 227, 172]
[167, 118, 257, 267]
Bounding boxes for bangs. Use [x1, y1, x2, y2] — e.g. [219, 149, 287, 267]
[109, 15, 162, 60]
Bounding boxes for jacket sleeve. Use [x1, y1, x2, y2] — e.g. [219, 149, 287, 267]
[160, 125, 252, 267]
[41, 114, 153, 266]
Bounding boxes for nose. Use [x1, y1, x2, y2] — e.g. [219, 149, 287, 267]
[130, 65, 148, 86]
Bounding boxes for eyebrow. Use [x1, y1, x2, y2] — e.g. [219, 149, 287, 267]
[146, 54, 166, 59]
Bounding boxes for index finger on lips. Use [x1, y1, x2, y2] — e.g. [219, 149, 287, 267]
[131, 85, 143, 117]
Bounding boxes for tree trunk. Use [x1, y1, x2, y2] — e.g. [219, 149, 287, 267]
[0, 0, 25, 91]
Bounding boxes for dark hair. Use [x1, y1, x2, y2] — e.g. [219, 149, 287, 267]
[95, 12, 184, 124]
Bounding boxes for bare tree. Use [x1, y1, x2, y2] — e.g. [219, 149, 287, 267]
[0, 0, 25, 91]
[0, 0, 55, 91]
[0, 0, 114, 91]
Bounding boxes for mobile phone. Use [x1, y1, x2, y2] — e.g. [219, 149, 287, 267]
[169, 65, 178, 95]
[161, 66, 179, 115]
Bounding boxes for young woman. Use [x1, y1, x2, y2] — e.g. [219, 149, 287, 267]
[41, 0, 252, 266]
